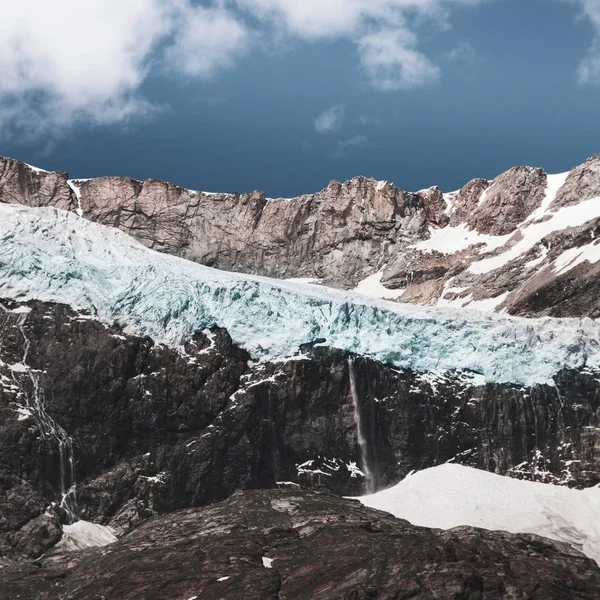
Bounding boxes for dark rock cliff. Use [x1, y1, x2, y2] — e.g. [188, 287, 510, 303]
[2, 300, 600, 561]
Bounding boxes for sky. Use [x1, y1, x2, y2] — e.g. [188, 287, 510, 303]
[1, 0, 600, 197]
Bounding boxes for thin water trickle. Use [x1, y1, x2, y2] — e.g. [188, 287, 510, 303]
[347, 357, 376, 494]
[5, 306, 79, 522]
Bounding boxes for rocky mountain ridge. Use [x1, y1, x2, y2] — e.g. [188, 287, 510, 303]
[3, 155, 600, 597]
[2, 154, 600, 317]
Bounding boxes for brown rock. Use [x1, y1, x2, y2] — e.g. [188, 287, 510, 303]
[0, 158, 74, 211]
[551, 155, 600, 210]
[467, 166, 547, 235]
[449, 177, 490, 226]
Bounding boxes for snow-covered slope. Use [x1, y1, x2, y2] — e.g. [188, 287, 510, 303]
[358, 464, 600, 565]
[54, 521, 117, 552]
[1, 204, 600, 385]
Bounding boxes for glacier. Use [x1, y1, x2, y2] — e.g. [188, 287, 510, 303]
[1, 204, 600, 386]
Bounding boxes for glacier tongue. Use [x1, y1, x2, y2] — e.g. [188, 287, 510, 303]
[0, 204, 599, 386]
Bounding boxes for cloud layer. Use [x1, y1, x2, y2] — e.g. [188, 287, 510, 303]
[1, 0, 599, 137]
[0, 0, 249, 136]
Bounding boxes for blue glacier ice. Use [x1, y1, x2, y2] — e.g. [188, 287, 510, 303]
[0, 204, 599, 386]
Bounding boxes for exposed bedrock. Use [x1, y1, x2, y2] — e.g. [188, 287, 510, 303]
[3, 489, 600, 600]
[2, 300, 600, 559]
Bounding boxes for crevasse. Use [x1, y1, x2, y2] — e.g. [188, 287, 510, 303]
[0, 204, 599, 386]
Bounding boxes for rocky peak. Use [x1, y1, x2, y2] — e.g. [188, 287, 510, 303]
[417, 185, 448, 227]
[3, 154, 600, 316]
[448, 177, 490, 226]
[0, 157, 74, 211]
[466, 165, 547, 235]
[551, 154, 600, 210]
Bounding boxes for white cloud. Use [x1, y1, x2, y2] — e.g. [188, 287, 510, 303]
[358, 28, 440, 90]
[0, 0, 174, 135]
[0, 0, 485, 137]
[0, 0, 250, 136]
[577, 0, 600, 82]
[333, 134, 368, 158]
[236, 0, 479, 90]
[315, 105, 345, 133]
[165, 5, 250, 77]
[445, 41, 476, 62]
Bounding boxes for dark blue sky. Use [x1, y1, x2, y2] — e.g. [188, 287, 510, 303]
[3, 0, 600, 197]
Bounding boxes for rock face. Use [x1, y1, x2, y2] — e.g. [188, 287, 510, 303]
[3, 154, 600, 317]
[2, 299, 600, 560]
[3, 489, 600, 600]
[66, 175, 437, 287]
[552, 155, 600, 209]
[0, 157, 74, 211]
[465, 166, 547, 235]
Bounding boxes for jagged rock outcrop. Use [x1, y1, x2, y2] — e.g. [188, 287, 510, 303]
[448, 177, 490, 226]
[54, 174, 438, 287]
[552, 155, 600, 209]
[466, 166, 547, 235]
[2, 155, 600, 316]
[0, 158, 74, 211]
[4, 489, 600, 600]
[2, 299, 600, 560]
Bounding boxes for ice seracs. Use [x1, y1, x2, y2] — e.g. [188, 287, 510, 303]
[1, 204, 600, 386]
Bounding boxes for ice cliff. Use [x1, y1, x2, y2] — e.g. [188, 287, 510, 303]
[0, 204, 599, 386]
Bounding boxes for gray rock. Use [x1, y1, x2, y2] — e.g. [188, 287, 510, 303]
[3, 489, 600, 600]
[0, 157, 74, 211]
[552, 155, 600, 209]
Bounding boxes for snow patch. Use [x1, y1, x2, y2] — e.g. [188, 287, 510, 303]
[23, 162, 49, 174]
[466, 291, 510, 312]
[353, 270, 404, 300]
[415, 223, 510, 256]
[469, 194, 600, 275]
[55, 520, 117, 552]
[526, 172, 570, 223]
[285, 277, 323, 285]
[358, 464, 600, 565]
[262, 557, 274, 568]
[552, 243, 600, 277]
[67, 180, 84, 217]
[15, 406, 33, 421]
[442, 190, 460, 215]
[10, 305, 32, 314]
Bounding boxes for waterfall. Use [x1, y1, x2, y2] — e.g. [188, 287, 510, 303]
[347, 357, 376, 494]
[4, 306, 78, 522]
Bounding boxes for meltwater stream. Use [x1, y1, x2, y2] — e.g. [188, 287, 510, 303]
[3, 305, 78, 522]
[348, 357, 376, 494]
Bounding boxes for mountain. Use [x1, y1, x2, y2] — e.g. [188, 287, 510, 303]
[2, 154, 600, 317]
[3, 156, 600, 596]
